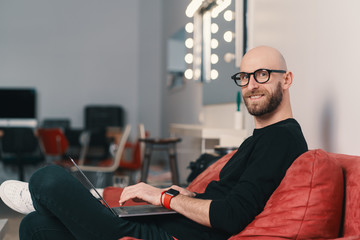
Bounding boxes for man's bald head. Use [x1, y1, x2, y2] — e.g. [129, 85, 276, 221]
[240, 46, 287, 72]
[237, 46, 294, 127]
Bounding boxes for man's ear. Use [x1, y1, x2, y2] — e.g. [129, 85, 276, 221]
[283, 71, 293, 90]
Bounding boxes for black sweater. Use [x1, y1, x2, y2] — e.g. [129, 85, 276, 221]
[156, 118, 308, 240]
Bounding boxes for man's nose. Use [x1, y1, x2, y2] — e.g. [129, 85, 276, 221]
[247, 75, 259, 90]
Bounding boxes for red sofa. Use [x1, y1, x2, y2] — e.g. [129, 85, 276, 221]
[103, 149, 360, 240]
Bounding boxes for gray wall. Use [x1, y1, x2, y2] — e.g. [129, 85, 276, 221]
[138, 1, 163, 138]
[0, 0, 162, 139]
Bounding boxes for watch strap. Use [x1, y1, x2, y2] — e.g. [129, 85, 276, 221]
[163, 192, 174, 210]
[160, 190, 167, 207]
[162, 188, 179, 210]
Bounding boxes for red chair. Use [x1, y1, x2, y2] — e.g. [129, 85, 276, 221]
[120, 124, 146, 170]
[37, 128, 69, 165]
[119, 124, 146, 184]
[98, 124, 146, 184]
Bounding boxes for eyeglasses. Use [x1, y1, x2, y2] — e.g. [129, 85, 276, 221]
[231, 68, 286, 87]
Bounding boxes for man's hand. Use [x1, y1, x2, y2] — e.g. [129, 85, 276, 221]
[119, 182, 164, 206]
[119, 183, 195, 206]
[166, 185, 196, 198]
[119, 182, 211, 227]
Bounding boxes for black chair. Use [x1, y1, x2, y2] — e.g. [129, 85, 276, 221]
[0, 127, 44, 181]
[42, 118, 71, 130]
[85, 105, 125, 130]
[83, 105, 125, 161]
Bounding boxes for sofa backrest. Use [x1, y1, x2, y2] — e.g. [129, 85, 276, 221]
[232, 149, 344, 239]
[187, 149, 360, 239]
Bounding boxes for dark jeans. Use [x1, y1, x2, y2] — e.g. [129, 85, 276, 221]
[19, 165, 174, 240]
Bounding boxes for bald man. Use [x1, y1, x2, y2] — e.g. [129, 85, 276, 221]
[1, 46, 307, 240]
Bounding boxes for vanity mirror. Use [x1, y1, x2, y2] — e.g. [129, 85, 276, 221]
[184, 0, 247, 105]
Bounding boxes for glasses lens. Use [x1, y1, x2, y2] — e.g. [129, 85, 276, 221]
[237, 73, 249, 86]
[254, 69, 269, 83]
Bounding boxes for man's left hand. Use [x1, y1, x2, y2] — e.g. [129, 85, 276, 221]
[119, 182, 164, 206]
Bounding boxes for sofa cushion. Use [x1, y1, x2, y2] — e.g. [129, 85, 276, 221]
[230, 149, 344, 240]
[330, 152, 360, 237]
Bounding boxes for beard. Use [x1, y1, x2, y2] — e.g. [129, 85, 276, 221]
[243, 82, 283, 117]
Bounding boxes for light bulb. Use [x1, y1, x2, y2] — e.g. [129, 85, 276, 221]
[224, 53, 235, 63]
[185, 38, 194, 48]
[224, 31, 234, 42]
[211, 23, 219, 34]
[211, 39, 219, 49]
[185, 22, 194, 33]
[224, 10, 233, 21]
[211, 54, 219, 64]
[185, 53, 194, 64]
[184, 69, 193, 79]
[211, 69, 219, 80]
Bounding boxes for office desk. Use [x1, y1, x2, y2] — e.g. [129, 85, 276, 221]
[170, 124, 247, 153]
[169, 124, 248, 184]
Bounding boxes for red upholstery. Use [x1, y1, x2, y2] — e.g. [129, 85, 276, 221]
[187, 150, 236, 193]
[105, 149, 360, 240]
[232, 149, 344, 239]
[330, 152, 360, 237]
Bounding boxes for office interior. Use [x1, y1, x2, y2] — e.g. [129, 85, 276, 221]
[1, 0, 360, 181]
[1, 0, 360, 238]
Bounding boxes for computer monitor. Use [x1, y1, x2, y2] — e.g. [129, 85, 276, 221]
[0, 88, 37, 127]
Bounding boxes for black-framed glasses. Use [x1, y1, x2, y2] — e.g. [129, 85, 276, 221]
[231, 69, 286, 87]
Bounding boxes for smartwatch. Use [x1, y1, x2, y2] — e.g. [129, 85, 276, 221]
[162, 188, 179, 210]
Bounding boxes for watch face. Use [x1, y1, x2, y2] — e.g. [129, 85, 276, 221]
[166, 188, 180, 196]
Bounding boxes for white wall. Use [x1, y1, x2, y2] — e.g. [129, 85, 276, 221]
[0, 0, 162, 139]
[245, 0, 360, 155]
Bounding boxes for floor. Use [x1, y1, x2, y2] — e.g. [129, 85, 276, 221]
[0, 199, 23, 240]
[0, 161, 172, 239]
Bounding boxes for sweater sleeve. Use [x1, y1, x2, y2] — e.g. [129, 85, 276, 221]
[208, 127, 305, 234]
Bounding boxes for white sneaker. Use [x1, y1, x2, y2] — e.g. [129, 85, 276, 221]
[0, 180, 35, 214]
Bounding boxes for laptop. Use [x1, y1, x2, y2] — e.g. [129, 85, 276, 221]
[69, 157, 176, 217]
